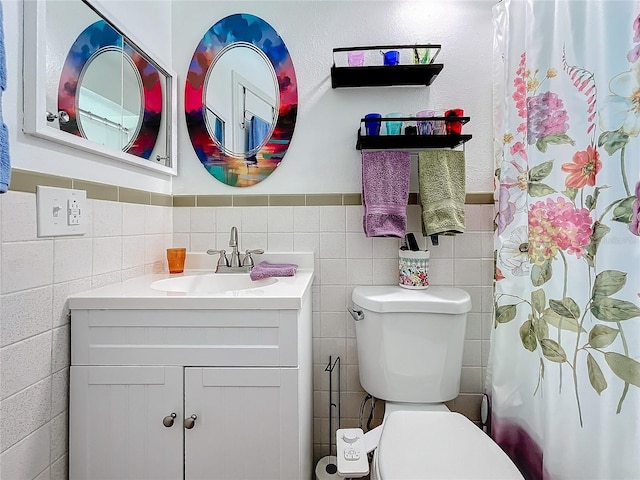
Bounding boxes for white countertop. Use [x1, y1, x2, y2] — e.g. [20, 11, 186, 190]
[68, 252, 314, 310]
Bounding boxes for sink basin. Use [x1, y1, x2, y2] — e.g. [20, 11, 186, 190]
[150, 273, 277, 294]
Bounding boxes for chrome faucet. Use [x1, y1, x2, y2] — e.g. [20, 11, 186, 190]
[229, 226, 241, 267]
[206, 226, 264, 273]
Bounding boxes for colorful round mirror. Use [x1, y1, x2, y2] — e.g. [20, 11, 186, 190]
[185, 14, 298, 187]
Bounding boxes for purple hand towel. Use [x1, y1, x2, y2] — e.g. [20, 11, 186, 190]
[250, 261, 298, 281]
[361, 151, 410, 237]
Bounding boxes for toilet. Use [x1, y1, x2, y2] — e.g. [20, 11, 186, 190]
[348, 285, 523, 480]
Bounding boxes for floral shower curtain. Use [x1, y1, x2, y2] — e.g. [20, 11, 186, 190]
[491, 1, 640, 479]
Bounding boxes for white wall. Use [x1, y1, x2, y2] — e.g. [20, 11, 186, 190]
[172, 0, 495, 195]
[4, 0, 173, 193]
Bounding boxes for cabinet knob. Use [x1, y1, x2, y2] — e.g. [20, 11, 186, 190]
[162, 413, 177, 427]
[184, 414, 197, 429]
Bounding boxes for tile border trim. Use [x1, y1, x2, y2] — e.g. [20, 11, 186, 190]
[8, 169, 494, 206]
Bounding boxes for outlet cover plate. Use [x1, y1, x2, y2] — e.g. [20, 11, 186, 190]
[36, 186, 87, 237]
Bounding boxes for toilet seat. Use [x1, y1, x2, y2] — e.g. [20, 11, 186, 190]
[376, 411, 523, 480]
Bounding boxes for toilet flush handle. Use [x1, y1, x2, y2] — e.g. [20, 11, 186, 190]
[347, 307, 364, 321]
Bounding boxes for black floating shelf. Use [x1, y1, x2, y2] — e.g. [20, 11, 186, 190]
[357, 131, 472, 150]
[331, 64, 444, 88]
[331, 44, 443, 88]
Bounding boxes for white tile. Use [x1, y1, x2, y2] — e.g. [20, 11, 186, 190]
[481, 231, 495, 258]
[267, 233, 294, 252]
[144, 234, 165, 266]
[320, 312, 347, 338]
[319, 286, 347, 312]
[319, 233, 345, 259]
[462, 340, 482, 367]
[162, 207, 173, 234]
[91, 270, 122, 289]
[319, 206, 346, 232]
[122, 235, 146, 270]
[239, 232, 268, 251]
[454, 232, 484, 258]
[50, 454, 68, 480]
[145, 205, 165, 235]
[92, 200, 122, 237]
[214, 207, 235, 234]
[34, 466, 51, 480]
[320, 259, 347, 285]
[481, 258, 495, 285]
[0, 332, 52, 400]
[0, 286, 53, 347]
[92, 236, 122, 275]
[465, 313, 483, 340]
[191, 233, 216, 252]
[50, 411, 68, 463]
[190, 207, 216, 233]
[1, 191, 38, 242]
[454, 258, 483, 285]
[347, 259, 373, 285]
[52, 278, 91, 328]
[372, 258, 400, 285]
[465, 205, 494, 232]
[345, 206, 364, 233]
[0, 423, 51, 480]
[346, 233, 372, 259]
[293, 206, 319, 232]
[267, 207, 293, 233]
[481, 340, 491, 367]
[460, 367, 483, 393]
[464, 286, 482, 314]
[82, 199, 94, 238]
[0, 377, 52, 451]
[429, 235, 454, 258]
[121, 266, 146, 282]
[293, 233, 319, 254]
[1, 240, 54, 294]
[319, 337, 346, 363]
[371, 237, 399, 259]
[172, 233, 190, 251]
[241, 207, 268, 233]
[121, 203, 146, 236]
[51, 325, 70, 373]
[51, 368, 69, 418]
[53, 237, 92, 283]
[173, 207, 190, 233]
[426, 258, 453, 286]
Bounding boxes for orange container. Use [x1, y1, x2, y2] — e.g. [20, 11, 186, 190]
[166, 248, 186, 274]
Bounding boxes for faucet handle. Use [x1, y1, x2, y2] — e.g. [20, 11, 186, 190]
[206, 249, 229, 267]
[241, 249, 264, 268]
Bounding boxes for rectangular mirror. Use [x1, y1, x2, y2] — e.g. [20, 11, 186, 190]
[23, 0, 177, 175]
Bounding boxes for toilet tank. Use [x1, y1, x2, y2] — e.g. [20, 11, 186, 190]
[352, 286, 472, 403]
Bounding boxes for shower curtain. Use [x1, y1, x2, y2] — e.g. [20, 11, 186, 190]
[491, 1, 640, 479]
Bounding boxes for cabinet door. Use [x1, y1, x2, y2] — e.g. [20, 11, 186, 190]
[185, 367, 299, 480]
[69, 366, 183, 480]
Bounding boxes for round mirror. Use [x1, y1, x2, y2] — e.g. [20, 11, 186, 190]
[205, 43, 278, 157]
[57, 20, 163, 161]
[77, 48, 143, 151]
[186, 14, 298, 188]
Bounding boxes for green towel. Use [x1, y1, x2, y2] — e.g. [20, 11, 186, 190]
[418, 150, 466, 237]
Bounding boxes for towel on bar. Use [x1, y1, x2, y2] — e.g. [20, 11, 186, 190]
[250, 261, 298, 281]
[361, 151, 410, 237]
[418, 150, 466, 239]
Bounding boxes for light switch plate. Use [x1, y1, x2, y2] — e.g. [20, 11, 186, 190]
[36, 186, 87, 237]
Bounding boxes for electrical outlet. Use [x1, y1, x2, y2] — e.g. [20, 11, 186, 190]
[36, 186, 87, 237]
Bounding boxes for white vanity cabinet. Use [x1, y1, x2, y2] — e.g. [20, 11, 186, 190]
[68, 269, 313, 480]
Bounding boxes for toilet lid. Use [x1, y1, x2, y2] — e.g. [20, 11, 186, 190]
[377, 411, 523, 480]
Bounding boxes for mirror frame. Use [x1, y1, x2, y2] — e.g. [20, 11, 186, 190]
[185, 13, 298, 187]
[22, 0, 178, 176]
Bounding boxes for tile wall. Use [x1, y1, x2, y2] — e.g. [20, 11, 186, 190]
[0, 177, 173, 480]
[0, 171, 495, 478]
[172, 200, 496, 464]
